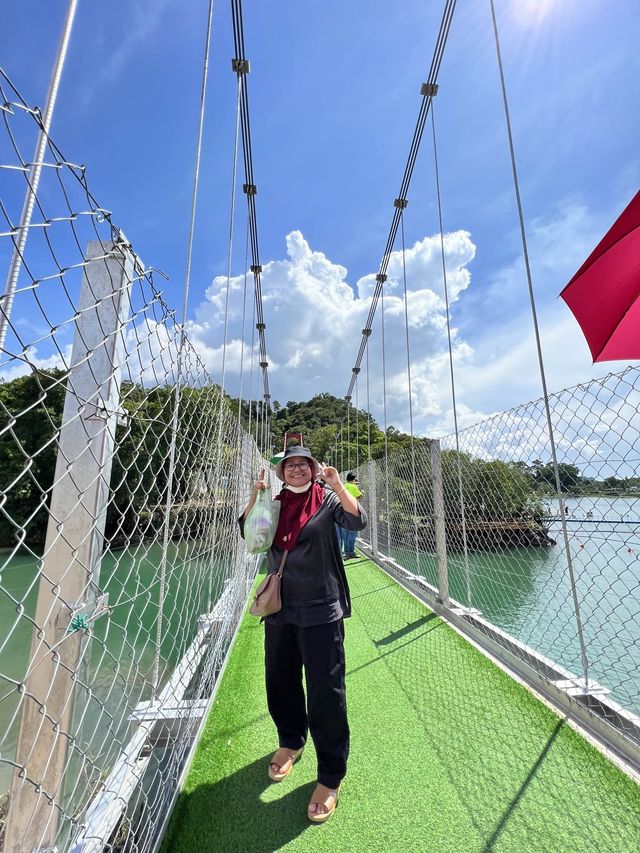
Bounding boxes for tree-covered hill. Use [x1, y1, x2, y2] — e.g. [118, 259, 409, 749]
[229, 391, 420, 463]
[2, 372, 636, 551]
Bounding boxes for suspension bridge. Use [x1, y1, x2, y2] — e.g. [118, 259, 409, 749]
[1, 1, 640, 851]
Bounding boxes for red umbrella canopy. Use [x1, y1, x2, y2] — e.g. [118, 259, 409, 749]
[560, 190, 640, 363]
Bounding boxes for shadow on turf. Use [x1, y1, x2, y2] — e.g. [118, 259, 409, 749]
[166, 753, 318, 852]
[346, 620, 444, 679]
[351, 582, 396, 600]
[374, 613, 437, 646]
[482, 719, 564, 850]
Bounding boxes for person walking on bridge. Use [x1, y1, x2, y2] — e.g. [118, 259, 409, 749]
[336, 472, 363, 559]
[240, 445, 367, 823]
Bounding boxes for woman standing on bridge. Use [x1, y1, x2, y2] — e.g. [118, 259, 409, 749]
[241, 445, 367, 823]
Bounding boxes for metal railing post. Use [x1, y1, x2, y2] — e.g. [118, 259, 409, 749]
[5, 238, 134, 852]
[431, 440, 449, 606]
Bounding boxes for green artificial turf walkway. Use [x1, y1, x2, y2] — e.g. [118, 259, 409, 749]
[162, 555, 640, 852]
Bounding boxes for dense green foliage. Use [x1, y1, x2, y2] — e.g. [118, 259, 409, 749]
[230, 391, 424, 463]
[514, 460, 640, 496]
[0, 370, 66, 548]
[1, 374, 635, 552]
[0, 371, 232, 550]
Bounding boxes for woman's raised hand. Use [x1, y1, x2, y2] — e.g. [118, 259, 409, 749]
[320, 465, 341, 490]
[252, 468, 267, 494]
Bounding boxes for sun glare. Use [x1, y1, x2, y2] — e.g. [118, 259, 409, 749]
[513, 0, 556, 27]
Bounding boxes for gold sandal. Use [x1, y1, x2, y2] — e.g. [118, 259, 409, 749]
[307, 783, 340, 823]
[267, 746, 304, 782]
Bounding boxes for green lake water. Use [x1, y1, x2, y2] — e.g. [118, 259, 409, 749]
[0, 540, 233, 793]
[387, 496, 640, 718]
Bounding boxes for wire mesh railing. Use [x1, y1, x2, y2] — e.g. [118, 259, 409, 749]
[355, 366, 640, 758]
[0, 68, 265, 852]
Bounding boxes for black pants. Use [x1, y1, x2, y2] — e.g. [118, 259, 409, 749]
[264, 619, 349, 789]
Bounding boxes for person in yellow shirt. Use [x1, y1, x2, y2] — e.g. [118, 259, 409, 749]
[341, 473, 363, 559]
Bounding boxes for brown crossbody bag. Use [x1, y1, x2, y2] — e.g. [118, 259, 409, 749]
[249, 550, 288, 617]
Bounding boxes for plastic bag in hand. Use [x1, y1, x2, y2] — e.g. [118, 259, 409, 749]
[244, 489, 281, 554]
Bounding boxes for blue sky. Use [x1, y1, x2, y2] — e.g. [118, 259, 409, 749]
[1, 0, 639, 436]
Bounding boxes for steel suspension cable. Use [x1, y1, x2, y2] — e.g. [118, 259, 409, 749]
[218, 74, 242, 399]
[231, 0, 271, 411]
[355, 377, 360, 472]
[0, 0, 79, 353]
[347, 400, 351, 471]
[155, 0, 216, 696]
[256, 400, 262, 452]
[366, 338, 372, 462]
[235, 209, 251, 502]
[207, 70, 243, 608]
[247, 272, 257, 444]
[488, 0, 589, 685]
[430, 104, 472, 608]
[344, 0, 458, 402]
[237, 209, 251, 432]
[381, 285, 391, 552]
[400, 213, 421, 574]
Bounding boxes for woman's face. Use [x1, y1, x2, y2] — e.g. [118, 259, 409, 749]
[283, 456, 313, 488]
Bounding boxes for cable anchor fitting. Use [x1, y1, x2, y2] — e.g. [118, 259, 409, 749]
[231, 58, 251, 74]
[421, 82, 439, 97]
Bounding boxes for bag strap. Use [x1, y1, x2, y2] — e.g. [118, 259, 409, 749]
[276, 550, 288, 578]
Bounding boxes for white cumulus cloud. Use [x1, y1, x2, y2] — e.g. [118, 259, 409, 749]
[185, 228, 477, 434]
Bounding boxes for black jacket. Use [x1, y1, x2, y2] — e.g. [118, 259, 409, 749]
[240, 487, 367, 619]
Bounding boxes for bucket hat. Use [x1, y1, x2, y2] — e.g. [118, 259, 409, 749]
[274, 446, 320, 482]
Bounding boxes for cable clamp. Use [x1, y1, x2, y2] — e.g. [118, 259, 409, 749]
[260, 361, 269, 369]
[421, 82, 439, 97]
[362, 328, 372, 337]
[232, 58, 251, 74]
[394, 197, 408, 209]
[352, 367, 361, 375]
[244, 183, 257, 196]
[250, 264, 262, 273]
[85, 396, 129, 426]
[376, 273, 387, 283]
[256, 322, 266, 330]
